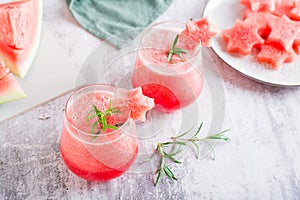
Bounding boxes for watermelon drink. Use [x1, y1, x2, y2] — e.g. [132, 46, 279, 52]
[60, 84, 138, 181]
[132, 21, 203, 112]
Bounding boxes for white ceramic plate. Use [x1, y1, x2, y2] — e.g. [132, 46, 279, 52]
[203, 0, 300, 86]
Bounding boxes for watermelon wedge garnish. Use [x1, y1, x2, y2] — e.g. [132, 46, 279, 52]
[127, 87, 155, 122]
[0, 0, 42, 78]
[181, 17, 219, 46]
[110, 87, 155, 122]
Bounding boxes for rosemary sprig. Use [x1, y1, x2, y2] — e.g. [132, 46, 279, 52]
[172, 122, 230, 160]
[153, 141, 185, 186]
[167, 34, 188, 63]
[85, 101, 121, 140]
[152, 122, 230, 186]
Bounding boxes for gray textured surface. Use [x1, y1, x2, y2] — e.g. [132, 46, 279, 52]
[1, 0, 300, 199]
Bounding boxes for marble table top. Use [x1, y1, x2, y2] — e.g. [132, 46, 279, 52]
[1, 0, 300, 199]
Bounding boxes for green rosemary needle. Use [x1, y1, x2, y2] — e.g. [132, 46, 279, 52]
[152, 122, 230, 186]
[154, 141, 185, 186]
[85, 101, 121, 140]
[167, 34, 188, 63]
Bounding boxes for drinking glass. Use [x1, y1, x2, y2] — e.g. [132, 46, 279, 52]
[60, 84, 138, 181]
[132, 21, 204, 112]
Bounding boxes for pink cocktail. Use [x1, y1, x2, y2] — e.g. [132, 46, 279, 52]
[132, 21, 204, 112]
[60, 84, 138, 181]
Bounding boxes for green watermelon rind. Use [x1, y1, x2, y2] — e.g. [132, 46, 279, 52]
[0, 0, 43, 78]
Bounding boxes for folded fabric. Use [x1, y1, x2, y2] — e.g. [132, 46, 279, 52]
[66, 0, 174, 48]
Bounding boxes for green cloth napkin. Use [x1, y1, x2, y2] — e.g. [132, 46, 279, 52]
[66, 0, 174, 48]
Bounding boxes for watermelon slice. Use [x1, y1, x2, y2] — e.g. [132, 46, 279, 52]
[222, 19, 264, 55]
[181, 17, 219, 46]
[0, 0, 42, 78]
[0, 57, 25, 104]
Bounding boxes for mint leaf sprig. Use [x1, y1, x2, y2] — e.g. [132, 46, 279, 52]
[151, 122, 230, 186]
[167, 34, 188, 64]
[86, 101, 121, 140]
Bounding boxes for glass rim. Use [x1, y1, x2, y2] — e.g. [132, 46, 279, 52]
[136, 47, 202, 76]
[139, 20, 202, 67]
[64, 84, 133, 139]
